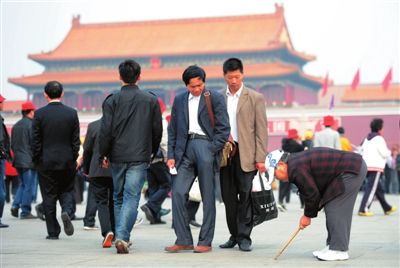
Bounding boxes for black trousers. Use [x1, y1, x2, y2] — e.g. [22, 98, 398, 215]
[278, 181, 291, 204]
[5, 175, 19, 203]
[83, 182, 97, 227]
[220, 145, 256, 244]
[38, 168, 76, 237]
[187, 200, 200, 221]
[145, 161, 171, 220]
[90, 177, 115, 237]
[359, 171, 391, 213]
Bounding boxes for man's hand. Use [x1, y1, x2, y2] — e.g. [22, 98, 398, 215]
[101, 158, 109, 169]
[299, 215, 311, 229]
[166, 159, 175, 169]
[255, 162, 266, 173]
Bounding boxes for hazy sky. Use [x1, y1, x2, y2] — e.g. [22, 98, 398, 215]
[1, 0, 399, 100]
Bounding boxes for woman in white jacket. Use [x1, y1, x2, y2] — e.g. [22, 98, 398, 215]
[358, 118, 397, 216]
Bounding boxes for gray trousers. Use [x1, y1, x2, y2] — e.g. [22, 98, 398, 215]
[324, 160, 367, 251]
[172, 139, 216, 246]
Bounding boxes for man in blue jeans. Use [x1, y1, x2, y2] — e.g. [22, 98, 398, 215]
[99, 59, 162, 254]
[11, 101, 38, 219]
[0, 94, 11, 228]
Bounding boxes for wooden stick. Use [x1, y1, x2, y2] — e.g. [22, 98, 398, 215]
[274, 227, 301, 260]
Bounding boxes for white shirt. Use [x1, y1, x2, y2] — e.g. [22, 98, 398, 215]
[188, 93, 205, 135]
[361, 135, 390, 171]
[226, 84, 243, 142]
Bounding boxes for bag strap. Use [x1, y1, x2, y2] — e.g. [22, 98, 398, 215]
[203, 91, 215, 128]
[258, 172, 266, 191]
[204, 90, 237, 157]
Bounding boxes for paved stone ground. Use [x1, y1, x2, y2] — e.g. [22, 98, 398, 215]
[1, 191, 399, 268]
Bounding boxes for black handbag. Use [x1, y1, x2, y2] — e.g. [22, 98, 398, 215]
[252, 172, 278, 226]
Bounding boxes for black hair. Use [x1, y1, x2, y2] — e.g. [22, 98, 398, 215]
[223, 58, 244, 74]
[44, 81, 63, 99]
[119, 59, 141, 84]
[337, 127, 345, 134]
[21, 110, 33, 116]
[182, 65, 206, 85]
[370, 118, 384, 132]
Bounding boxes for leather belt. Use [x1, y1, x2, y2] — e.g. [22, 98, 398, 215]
[188, 133, 209, 140]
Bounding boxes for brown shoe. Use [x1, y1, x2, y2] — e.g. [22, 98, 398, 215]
[193, 245, 212, 253]
[164, 244, 194, 253]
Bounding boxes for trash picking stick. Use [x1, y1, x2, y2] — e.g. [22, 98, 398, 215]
[274, 227, 301, 260]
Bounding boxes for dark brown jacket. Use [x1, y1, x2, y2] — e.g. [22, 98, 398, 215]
[288, 147, 362, 217]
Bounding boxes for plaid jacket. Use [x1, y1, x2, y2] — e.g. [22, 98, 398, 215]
[288, 147, 362, 218]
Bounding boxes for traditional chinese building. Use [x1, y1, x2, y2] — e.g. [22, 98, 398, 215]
[9, 4, 323, 111]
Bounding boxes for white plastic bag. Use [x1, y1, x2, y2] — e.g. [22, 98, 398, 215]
[252, 171, 272, 192]
[189, 178, 202, 202]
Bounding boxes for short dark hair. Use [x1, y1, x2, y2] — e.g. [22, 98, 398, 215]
[182, 65, 206, 85]
[337, 127, 345, 134]
[223, 58, 243, 74]
[44, 81, 63, 99]
[370, 118, 384, 132]
[21, 110, 32, 116]
[119, 59, 141, 84]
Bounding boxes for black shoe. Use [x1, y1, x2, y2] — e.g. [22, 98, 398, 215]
[239, 240, 252, 252]
[160, 208, 171, 217]
[0, 222, 9, 228]
[46, 235, 59, 240]
[140, 204, 155, 224]
[61, 212, 74, 236]
[11, 207, 19, 218]
[20, 213, 38, 220]
[151, 219, 166, 225]
[35, 204, 45, 221]
[189, 220, 202, 228]
[219, 239, 237, 249]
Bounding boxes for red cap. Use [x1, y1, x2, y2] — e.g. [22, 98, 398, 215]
[323, 115, 334, 126]
[21, 101, 36, 111]
[287, 129, 299, 139]
[0, 94, 6, 103]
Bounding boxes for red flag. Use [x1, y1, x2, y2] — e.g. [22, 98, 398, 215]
[351, 69, 360, 90]
[321, 73, 329, 97]
[382, 68, 392, 92]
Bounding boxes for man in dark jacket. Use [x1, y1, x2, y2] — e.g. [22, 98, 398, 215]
[267, 148, 367, 261]
[165, 65, 230, 253]
[10, 101, 38, 219]
[99, 59, 162, 254]
[83, 118, 114, 248]
[32, 81, 80, 240]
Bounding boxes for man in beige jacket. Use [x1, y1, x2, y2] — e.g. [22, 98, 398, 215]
[219, 58, 268, 252]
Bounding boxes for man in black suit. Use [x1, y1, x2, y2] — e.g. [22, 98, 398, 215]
[32, 81, 80, 240]
[165, 65, 230, 253]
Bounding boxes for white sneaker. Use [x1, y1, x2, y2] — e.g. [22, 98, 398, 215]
[277, 203, 287, 212]
[83, 225, 99, 230]
[134, 217, 143, 226]
[317, 249, 349, 261]
[312, 245, 329, 257]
